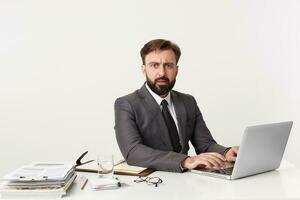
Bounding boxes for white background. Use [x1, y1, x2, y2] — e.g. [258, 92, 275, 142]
[0, 0, 299, 175]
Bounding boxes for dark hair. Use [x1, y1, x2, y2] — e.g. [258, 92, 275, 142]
[140, 39, 181, 65]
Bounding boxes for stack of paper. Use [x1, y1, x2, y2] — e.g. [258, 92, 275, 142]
[0, 162, 76, 198]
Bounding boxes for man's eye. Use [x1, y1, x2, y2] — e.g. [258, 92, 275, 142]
[151, 63, 159, 68]
[165, 63, 174, 68]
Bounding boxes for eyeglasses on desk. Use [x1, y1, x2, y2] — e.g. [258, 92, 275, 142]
[134, 176, 163, 187]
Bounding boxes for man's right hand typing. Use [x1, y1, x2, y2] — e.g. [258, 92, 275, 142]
[181, 152, 226, 169]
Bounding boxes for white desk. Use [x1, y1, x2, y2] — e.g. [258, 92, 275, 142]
[66, 160, 300, 200]
[1, 161, 299, 199]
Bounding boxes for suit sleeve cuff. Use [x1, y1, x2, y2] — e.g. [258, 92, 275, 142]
[179, 156, 189, 172]
[223, 147, 231, 156]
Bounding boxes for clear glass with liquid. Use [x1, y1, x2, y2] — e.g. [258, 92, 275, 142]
[97, 154, 114, 179]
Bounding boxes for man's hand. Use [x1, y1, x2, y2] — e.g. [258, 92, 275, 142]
[181, 152, 226, 170]
[224, 146, 239, 162]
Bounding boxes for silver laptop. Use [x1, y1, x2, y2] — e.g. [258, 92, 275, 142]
[191, 121, 293, 180]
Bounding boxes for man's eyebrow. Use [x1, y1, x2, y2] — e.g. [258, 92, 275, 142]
[163, 62, 175, 65]
[148, 61, 160, 64]
[148, 61, 175, 65]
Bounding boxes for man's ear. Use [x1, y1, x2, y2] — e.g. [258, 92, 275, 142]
[176, 65, 179, 76]
[141, 65, 146, 76]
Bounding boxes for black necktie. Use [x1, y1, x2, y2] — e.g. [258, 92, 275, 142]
[161, 99, 181, 153]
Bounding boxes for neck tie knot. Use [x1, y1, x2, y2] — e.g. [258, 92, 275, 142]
[161, 99, 168, 107]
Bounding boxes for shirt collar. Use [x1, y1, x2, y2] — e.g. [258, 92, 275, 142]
[145, 83, 172, 106]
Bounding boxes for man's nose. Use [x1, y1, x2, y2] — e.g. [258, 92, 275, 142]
[157, 65, 166, 77]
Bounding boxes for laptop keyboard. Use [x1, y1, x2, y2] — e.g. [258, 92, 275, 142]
[210, 167, 234, 175]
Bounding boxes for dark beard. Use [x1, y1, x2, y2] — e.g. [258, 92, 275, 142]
[146, 76, 176, 96]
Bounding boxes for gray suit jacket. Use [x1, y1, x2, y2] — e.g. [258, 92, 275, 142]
[114, 84, 227, 172]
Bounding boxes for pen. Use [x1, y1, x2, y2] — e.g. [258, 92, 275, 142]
[81, 178, 88, 190]
[115, 177, 121, 187]
[114, 159, 125, 166]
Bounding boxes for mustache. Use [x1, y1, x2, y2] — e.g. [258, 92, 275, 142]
[155, 77, 170, 82]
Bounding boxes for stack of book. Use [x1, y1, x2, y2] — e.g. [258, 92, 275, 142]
[0, 162, 76, 198]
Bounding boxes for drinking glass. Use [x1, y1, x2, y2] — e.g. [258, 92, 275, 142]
[97, 154, 114, 179]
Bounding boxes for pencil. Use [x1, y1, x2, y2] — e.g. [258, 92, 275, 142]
[81, 178, 88, 190]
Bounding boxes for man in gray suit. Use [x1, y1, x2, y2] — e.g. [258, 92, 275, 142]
[114, 39, 239, 172]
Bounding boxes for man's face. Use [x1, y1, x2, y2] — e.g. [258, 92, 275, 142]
[142, 49, 178, 97]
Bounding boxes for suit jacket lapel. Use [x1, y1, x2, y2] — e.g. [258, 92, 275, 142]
[137, 84, 173, 149]
[171, 91, 187, 149]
